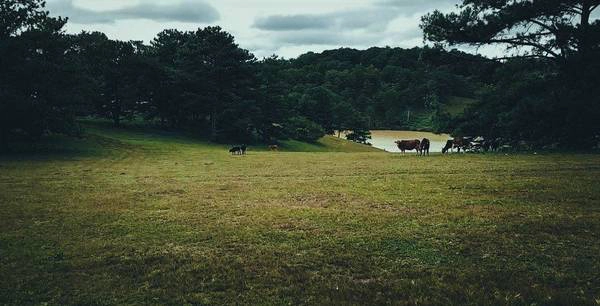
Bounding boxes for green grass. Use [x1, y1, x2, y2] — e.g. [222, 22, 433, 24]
[281, 136, 382, 153]
[1, 126, 600, 305]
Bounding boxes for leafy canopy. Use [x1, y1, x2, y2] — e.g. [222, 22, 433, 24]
[421, 0, 600, 62]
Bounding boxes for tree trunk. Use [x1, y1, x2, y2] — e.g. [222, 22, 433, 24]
[113, 102, 121, 127]
[210, 106, 217, 141]
[0, 127, 6, 152]
[579, 2, 592, 60]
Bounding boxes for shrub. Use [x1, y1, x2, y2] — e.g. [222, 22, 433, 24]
[284, 116, 325, 142]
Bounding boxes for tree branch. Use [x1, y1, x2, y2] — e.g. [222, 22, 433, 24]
[527, 18, 558, 35]
[492, 54, 555, 62]
[487, 38, 561, 58]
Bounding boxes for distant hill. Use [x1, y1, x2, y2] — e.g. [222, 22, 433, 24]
[263, 46, 495, 133]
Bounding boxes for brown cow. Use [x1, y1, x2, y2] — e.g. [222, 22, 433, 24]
[442, 137, 470, 154]
[395, 139, 421, 153]
[420, 138, 430, 156]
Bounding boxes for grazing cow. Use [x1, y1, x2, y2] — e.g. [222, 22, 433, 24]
[241, 145, 248, 155]
[491, 139, 501, 152]
[420, 138, 430, 156]
[482, 138, 501, 152]
[442, 140, 453, 154]
[470, 137, 485, 153]
[229, 146, 242, 155]
[395, 139, 421, 153]
[457, 137, 473, 152]
[442, 137, 470, 154]
[269, 145, 279, 151]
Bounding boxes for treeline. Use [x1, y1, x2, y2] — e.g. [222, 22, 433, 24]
[2, 0, 598, 149]
[260, 47, 496, 133]
[0, 0, 491, 146]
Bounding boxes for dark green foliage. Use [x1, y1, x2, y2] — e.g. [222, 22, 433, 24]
[284, 116, 326, 143]
[175, 26, 257, 141]
[0, 0, 55, 39]
[344, 113, 372, 145]
[421, 0, 600, 63]
[0, 0, 79, 147]
[145, 27, 257, 141]
[346, 131, 372, 145]
[0, 1, 494, 147]
[259, 47, 492, 132]
[144, 29, 188, 127]
[72, 33, 143, 126]
[431, 110, 453, 134]
[421, 0, 600, 148]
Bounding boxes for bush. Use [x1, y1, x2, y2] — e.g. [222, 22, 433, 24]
[284, 116, 325, 142]
[346, 130, 372, 144]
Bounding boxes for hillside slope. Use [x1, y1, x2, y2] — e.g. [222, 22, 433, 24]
[83, 122, 382, 154]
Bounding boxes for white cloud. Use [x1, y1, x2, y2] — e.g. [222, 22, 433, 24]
[47, 0, 220, 24]
[45, 0, 480, 58]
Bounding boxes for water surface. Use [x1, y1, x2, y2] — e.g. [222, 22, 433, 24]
[368, 130, 451, 153]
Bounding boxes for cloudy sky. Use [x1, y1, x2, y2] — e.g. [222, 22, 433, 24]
[46, 0, 465, 59]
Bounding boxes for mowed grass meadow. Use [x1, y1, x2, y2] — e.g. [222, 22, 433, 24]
[1, 124, 600, 305]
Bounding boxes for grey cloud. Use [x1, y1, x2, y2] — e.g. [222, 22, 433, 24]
[273, 31, 352, 46]
[252, 0, 458, 33]
[253, 15, 333, 31]
[47, 0, 220, 24]
[271, 27, 421, 47]
[335, 9, 400, 31]
[252, 4, 419, 47]
[253, 8, 399, 32]
[375, 0, 458, 14]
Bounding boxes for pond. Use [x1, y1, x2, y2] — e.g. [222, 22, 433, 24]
[368, 130, 451, 153]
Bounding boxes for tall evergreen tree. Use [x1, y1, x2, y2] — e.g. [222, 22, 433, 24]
[0, 0, 74, 146]
[176, 26, 256, 140]
[421, 0, 600, 147]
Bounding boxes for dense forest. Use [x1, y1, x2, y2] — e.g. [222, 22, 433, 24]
[1, 0, 599, 149]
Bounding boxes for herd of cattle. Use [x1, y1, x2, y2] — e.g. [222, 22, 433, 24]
[230, 137, 502, 155]
[396, 136, 501, 155]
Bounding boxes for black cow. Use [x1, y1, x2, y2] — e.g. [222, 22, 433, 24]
[420, 138, 430, 156]
[229, 147, 242, 155]
[442, 140, 453, 154]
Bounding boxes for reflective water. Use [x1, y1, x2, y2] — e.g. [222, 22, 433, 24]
[368, 130, 451, 153]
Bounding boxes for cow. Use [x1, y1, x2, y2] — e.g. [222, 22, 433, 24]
[269, 145, 279, 151]
[442, 137, 470, 154]
[229, 146, 242, 155]
[442, 140, 453, 154]
[241, 145, 248, 155]
[395, 139, 421, 154]
[470, 137, 485, 153]
[420, 138, 430, 156]
[482, 138, 501, 152]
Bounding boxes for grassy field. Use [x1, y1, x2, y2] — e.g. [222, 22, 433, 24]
[1, 125, 600, 305]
